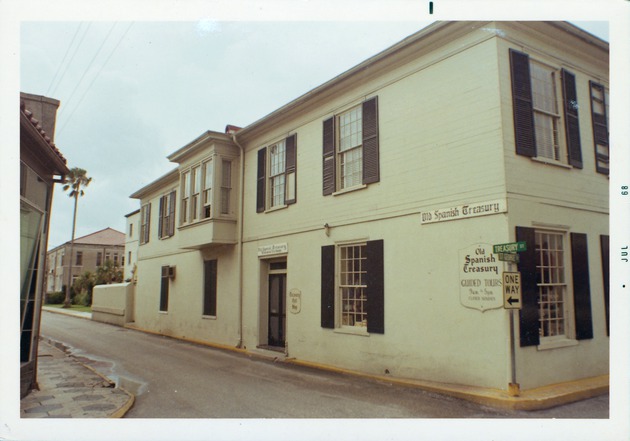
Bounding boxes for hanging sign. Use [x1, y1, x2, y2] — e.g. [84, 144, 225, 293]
[458, 243, 503, 312]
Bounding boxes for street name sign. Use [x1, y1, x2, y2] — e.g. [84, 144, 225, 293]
[498, 253, 520, 263]
[493, 241, 527, 254]
[503, 271, 522, 309]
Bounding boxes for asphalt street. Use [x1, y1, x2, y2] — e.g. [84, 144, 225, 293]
[40, 311, 609, 419]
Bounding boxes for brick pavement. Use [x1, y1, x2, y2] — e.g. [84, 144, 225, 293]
[20, 339, 134, 418]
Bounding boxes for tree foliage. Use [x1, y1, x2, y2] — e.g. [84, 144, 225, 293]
[95, 259, 124, 285]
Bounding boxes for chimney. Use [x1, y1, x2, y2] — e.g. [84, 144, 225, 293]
[20, 92, 61, 142]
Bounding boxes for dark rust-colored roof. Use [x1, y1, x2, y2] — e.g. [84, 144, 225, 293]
[20, 100, 67, 165]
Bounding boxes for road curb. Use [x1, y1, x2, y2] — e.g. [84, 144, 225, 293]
[41, 336, 135, 418]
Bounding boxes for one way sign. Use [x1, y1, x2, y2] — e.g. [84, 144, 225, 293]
[503, 272, 522, 309]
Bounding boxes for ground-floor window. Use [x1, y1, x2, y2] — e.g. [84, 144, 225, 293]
[517, 227, 593, 347]
[203, 260, 217, 316]
[160, 266, 170, 312]
[321, 239, 384, 334]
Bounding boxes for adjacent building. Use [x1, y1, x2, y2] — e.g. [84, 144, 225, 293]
[129, 22, 609, 393]
[124, 209, 140, 281]
[20, 92, 69, 397]
[45, 227, 125, 294]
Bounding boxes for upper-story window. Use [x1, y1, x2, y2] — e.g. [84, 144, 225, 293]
[322, 96, 379, 196]
[509, 49, 583, 169]
[256, 135, 297, 213]
[221, 160, 232, 215]
[181, 171, 190, 224]
[589, 81, 609, 175]
[140, 203, 151, 244]
[158, 191, 176, 239]
[202, 160, 213, 218]
[181, 157, 233, 224]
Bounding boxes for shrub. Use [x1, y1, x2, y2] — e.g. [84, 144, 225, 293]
[46, 291, 65, 304]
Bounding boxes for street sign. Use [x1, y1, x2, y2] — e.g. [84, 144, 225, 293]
[503, 271, 522, 309]
[493, 241, 527, 254]
[498, 253, 520, 263]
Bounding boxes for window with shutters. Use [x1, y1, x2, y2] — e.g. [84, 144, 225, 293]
[158, 191, 176, 239]
[256, 134, 297, 212]
[590, 81, 609, 174]
[510, 50, 583, 168]
[140, 203, 151, 245]
[321, 239, 384, 334]
[322, 97, 379, 196]
[517, 226, 593, 348]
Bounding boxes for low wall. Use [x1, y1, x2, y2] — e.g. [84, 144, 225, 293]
[92, 282, 134, 327]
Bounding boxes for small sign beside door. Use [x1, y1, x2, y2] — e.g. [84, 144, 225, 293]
[289, 289, 301, 314]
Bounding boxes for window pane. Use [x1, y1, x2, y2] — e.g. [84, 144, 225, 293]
[339, 244, 367, 328]
[339, 106, 362, 152]
[531, 63, 557, 114]
[535, 231, 566, 337]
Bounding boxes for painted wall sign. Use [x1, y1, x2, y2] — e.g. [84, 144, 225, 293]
[289, 289, 301, 314]
[421, 199, 507, 224]
[458, 243, 503, 312]
[257, 243, 288, 257]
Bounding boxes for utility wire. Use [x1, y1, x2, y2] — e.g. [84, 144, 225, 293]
[59, 22, 118, 119]
[46, 23, 83, 96]
[58, 22, 135, 136]
[50, 22, 93, 97]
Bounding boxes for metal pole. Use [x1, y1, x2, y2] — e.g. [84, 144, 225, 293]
[508, 261, 520, 396]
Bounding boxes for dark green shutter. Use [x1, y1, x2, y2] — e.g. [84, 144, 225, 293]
[516, 226, 540, 346]
[509, 49, 537, 158]
[169, 191, 176, 236]
[285, 134, 297, 205]
[562, 69, 583, 169]
[203, 260, 217, 316]
[321, 245, 335, 328]
[256, 147, 266, 213]
[366, 239, 384, 334]
[158, 196, 164, 239]
[600, 235, 610, 336]
[362, 97, 380, 185]
[322, 117, 336, 196]
[159, 267, 169, 312]
[571, 233, 593, 340]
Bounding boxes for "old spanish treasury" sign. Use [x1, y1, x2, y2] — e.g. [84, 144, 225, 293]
[421, 199, 507, 224]
[458, 243, 503, 312]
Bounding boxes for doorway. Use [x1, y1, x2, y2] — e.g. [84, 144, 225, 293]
[267, 261, 286, 348]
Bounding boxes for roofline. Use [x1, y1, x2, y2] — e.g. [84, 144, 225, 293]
[233, 20, 608, 142]
[232, 21, 446, 140]
[167, 130, 233, 163]
[125, 208, 141, 218]
[129, 167, 179, 199]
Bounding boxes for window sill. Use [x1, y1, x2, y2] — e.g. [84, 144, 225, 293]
[333, 184, 367, 197]
[265, 204, 287, 214]
[201, 315, 217, 320]
[158, 311, 168, 315]
[333, 327, 370, 337]
[531, 157, 572, 169]
[537, 338, 579, 351]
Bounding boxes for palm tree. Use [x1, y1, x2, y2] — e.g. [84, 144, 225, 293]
[62, 167, 92, 308]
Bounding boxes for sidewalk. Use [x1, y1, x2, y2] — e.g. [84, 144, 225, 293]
[20, 308, 134, 418]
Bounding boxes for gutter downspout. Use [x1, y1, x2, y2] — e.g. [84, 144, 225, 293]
[232, 133, 245, 349]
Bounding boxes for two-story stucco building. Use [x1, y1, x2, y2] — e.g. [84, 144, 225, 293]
[129, 21, 609, 396]
[45, 227, 125, 295]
